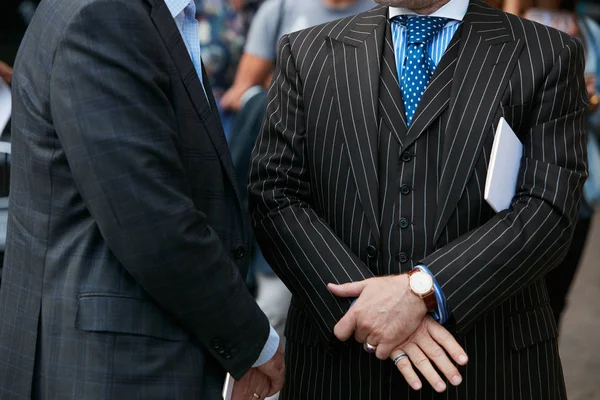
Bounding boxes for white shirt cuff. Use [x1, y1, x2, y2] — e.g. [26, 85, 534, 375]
[252, 325, 280, 367]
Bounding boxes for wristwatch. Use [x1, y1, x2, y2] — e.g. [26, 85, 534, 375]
[407, 268, 437, 312]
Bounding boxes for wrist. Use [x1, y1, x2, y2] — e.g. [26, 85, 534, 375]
[413, 265, 451, 324]
[406, 269, 438, 313]
[396, 274, 428, 317]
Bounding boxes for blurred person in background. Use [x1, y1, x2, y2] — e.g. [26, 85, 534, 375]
[0, 0, 286, 398]
[484, 0, 580, 15]
[0, 0, 39, 65]
[522, 0, 600, 326]
[221, 0, 375, 111]
[0, 0, 37, 266]
[196, 0, 264, 137]
[502, 0, 560, 15]
[0, 0, 27, 66]
[0, 0, 38, 135]
[579, 0, 600, 22]
[222, 0, 375, 354]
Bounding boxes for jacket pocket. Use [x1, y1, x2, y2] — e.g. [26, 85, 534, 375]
[284, 302, 323, 347]
[500, 103, 531, 135]
[509, 303, 558, 351]
[75, 293, 187, 342]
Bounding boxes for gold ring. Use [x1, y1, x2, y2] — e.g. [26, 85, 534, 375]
[253, 394, 261, 399]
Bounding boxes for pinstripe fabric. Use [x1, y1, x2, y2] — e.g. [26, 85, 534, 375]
[0, 0, 270, 398]
[249, 1, 587, 398]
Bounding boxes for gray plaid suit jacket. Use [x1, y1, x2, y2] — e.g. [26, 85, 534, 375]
[0, 0, 270, 398]
[249, 2, 588, 399]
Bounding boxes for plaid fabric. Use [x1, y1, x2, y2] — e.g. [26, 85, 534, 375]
[0, 0, 269, 398]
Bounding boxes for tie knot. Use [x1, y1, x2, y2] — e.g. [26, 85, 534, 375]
[394, 16, 450, 45]
[184, 1, 196, 19]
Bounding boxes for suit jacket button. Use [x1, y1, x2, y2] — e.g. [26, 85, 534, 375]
[366, 245, 378, 259]
[401, 151, 412, 162]
[232, 246, 245, 259]
[397, 252, 409, 263]
[400, 184, 411, 195]
[399, 218, 410, 229]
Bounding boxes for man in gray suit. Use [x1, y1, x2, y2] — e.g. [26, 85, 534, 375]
[0, 0, 283, 398]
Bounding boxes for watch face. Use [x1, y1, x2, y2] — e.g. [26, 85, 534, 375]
[410, 271, 434, 295]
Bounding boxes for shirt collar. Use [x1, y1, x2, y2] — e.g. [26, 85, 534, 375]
[388, 0, 469, 22]
[163, 0, 193, 18]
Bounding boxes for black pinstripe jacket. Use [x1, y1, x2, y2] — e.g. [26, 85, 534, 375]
[249, 2, 587, 398]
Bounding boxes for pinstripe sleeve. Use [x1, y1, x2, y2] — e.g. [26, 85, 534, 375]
[422, 37, 589, 334]
[249, 34, 375, 345]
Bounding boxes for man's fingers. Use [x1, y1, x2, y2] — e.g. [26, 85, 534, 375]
[333, 310, 358, 341]
[0, 62, 12, 85]
[374, 341, 394, 361]
[268, 366, 285, 396]
[416, 335, 462, 387]
[265, 371, 284, 396]
[354, 323, 370, 345]
[330, 280, 369, 341]
[266, 380, 280, 397]
[404, 343, 447, 393]
[231, 369, 271, 400]
[427, 319, 468, 366]
[254, 371, 272, 398]
[258, 346, 285, 396]
[327, 280, 368, 298]
[391, 350, 422, 391]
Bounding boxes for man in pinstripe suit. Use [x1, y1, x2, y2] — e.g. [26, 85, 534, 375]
[0, 0, 285, 398]
[249, 0, 588, 398]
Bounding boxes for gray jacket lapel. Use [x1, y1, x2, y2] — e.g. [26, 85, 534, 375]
[147, 0, 244, 213]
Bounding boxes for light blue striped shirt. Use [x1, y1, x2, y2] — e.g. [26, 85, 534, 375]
[163, 0, 280, 368]
[389, 0, 469, 325]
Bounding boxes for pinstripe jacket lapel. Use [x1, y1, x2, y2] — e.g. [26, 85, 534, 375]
[433, 3, 524, 242]
[329, 6, 389, 245]
[379, 23, 409, 145]
[377, 21, 405, 256]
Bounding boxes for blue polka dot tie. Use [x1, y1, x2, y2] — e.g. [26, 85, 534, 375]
[394, 16, 449, 126]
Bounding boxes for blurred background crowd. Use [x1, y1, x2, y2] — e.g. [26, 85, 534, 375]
[1, 0, 599, 398]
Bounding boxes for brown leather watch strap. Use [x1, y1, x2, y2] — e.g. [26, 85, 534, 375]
[423, 291, 438, 313]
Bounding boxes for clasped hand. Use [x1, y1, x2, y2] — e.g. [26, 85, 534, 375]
[328, 275, 468, 392]
[232, 345, 285, 400]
